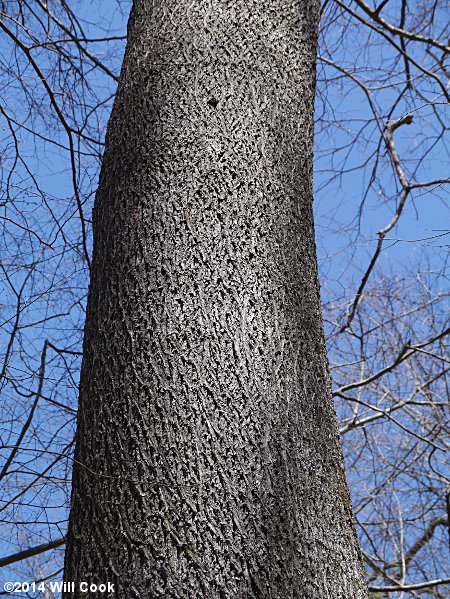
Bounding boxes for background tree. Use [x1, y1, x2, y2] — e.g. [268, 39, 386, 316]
[0, 0, 448, 596]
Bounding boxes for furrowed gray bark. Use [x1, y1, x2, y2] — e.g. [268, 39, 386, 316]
[64, 0, 369, 597]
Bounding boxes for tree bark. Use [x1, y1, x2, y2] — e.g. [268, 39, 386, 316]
[64, 0, 369, 597]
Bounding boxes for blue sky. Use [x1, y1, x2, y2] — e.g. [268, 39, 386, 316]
[0, 0, 449, 593]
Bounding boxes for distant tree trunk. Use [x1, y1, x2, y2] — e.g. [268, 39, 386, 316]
[64, 0, 368, 597]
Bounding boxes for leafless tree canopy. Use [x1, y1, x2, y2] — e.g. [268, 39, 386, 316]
[0, 0, 448, 595]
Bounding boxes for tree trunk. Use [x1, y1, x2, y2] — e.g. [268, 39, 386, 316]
[64, 0, 369, 597]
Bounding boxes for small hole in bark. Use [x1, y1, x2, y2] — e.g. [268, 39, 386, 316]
[207, 97, 219, 109]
